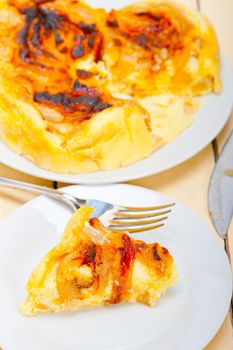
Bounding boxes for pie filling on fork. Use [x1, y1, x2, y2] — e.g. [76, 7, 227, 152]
[20, 206, 177, 315]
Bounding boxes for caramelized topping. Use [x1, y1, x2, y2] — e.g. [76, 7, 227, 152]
[34, 90, 111, 117]
[72, 80, 98, 96]
[76, 69, 94, 79]
[71, 43, 84, 59]
[10, 1, 184, 123]
[17, 2, 104, 65]
[18, 5, 64, 63]
[106, 10, 182, 52]
[11, 1, 109, 121]
[34, 91, 97, 110]
[120, 234, 135, 276]
[106, 10, 119, 28]
[88, 31, 103, 62]
[153, 244, 162, 261]
[82, 243, 97, 264]
[78, 22, 96, 33]
[109, 234, 136, 304]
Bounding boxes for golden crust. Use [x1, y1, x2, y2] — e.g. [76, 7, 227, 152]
[20, 207, 177, 315]
[0, 77, 156, 172]
[0, 0, 221, 173]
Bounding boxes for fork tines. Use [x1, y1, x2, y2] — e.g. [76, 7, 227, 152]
[109, 202, 175, 233]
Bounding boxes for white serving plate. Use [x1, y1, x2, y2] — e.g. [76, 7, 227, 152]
[0, 184, 231, 350]
[0, 0, 232, 183]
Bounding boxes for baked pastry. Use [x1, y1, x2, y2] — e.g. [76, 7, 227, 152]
[0, 0, 221, 173]
[0, 0, 156, 173]
[20, 206, 177, 315]
[98, 0, 221, 97]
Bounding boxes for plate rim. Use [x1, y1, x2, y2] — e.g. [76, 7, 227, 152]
[0, 183, 232, 350]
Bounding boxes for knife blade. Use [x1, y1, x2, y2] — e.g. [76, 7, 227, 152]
[208, 130, 233, 239]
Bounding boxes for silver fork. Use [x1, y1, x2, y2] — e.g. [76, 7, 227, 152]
[0, 177, 174, 233]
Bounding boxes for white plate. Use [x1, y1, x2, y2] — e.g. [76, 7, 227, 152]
[1, 52, 232, 183]
[0, 184, 232, 350]
[1, 0, 233, 185]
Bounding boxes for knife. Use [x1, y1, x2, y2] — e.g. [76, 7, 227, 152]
[208, 130, 233, 239]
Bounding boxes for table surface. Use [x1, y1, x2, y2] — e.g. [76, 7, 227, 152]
[0, 0, 233, 349]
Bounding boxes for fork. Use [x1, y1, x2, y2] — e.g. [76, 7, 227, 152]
[0, 177, 174, 233]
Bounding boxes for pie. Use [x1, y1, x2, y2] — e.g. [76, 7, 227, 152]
[20, 206, 177, 315]
[0, 0, 221, 173]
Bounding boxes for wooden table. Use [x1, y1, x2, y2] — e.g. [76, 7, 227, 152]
[0, 0, 232, 348]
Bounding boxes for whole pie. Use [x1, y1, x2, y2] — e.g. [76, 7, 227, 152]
[20, 206, 177, 315]
[0, 0, 221, 173]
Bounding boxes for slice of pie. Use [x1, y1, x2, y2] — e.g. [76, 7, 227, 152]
[20, 206, 177, 315]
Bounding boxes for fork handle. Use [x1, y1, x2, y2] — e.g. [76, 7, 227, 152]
[0, 176, 82, 211]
